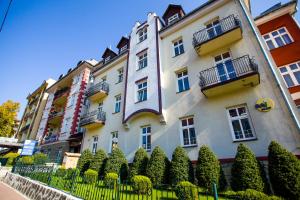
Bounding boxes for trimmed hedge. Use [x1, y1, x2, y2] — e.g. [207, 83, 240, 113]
[130, 148, 149, 178]
[268, 141, 300, 200]
[56, 167, 67, 177]
[104, 147, 128, 181]
[77, 149, 93, 175]
[221, 189, 283, 200]
[65, 168, 79, 180]
[175, 181, 198, 200]
[2, 152, 19, 166]
[104, 172, 118, 188]
[231, 144, 264, 192]
[84, 169, 98, 184]
[90, 149, 107, 177]
[131, 175, 152, 194]
[146, 146, 169, 186]
[195, 145, 220, 191]
[20, 156, 34, 165]
[33, 153, 48, 165]
[170, 146, 193, 185]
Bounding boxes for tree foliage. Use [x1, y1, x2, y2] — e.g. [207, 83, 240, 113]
[0, 100, 20, 137]
[104, 147, 128, 181]
[131, 148, 149, 178]
[77, 149, 93, 175]
[90, 149, 107, 177]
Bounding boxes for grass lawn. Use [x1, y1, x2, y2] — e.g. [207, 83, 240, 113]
[49, 176, 227, 200]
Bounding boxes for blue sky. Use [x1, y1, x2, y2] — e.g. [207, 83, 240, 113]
[0, 0, 299, 119]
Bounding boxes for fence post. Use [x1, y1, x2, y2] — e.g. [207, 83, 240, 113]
[213, 183, 218, 200]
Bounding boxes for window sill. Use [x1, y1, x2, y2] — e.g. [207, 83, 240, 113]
[112, 111, 120, 115]
[136, 67, 147, 72]
[115, 81, 123, 85]
[176, 89, 190, 94]
[135, 100, 147, 104]
[172, 52, 185, 58]
[182, 144, 198, 148]
[232, 137, 257, 143]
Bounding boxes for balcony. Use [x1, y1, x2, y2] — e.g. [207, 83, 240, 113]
[43, 134, 58, 144]
[20, 124, 30, 133]
[86, 82, 109, 101]
[193, 15, 242, 56]
[48, 110, 64, 125]
[199, 55, 260, 97]
[53, 87, 69, 106]
[79, 110, 106, 129]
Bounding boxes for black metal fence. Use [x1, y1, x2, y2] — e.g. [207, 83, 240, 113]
[193, 14, 241, 48]
[199, 55, 258, 89]
[86, 82, 109, 97]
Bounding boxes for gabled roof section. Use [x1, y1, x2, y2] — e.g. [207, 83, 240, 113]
[162, 4, 185, 20]
[116, 37, 129, 49]
[102, 48, 118, 59]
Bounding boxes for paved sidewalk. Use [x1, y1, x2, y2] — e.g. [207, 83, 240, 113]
[0, 182, 27, 200]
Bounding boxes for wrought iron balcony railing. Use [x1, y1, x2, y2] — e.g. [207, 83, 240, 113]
[193, 15, 241, 48]
[53, 87, 69, 100]
[79, 110, 106, 127]
[86, 82, 109, 97]
[199, 55, 258, 89]
[48, 110, 64, 120]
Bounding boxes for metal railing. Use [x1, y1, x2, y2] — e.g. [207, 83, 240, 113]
[193, 14, 241, 48]
[79, 110, 106, 127]
[43, 134, 59, 144]
[86, 81, 109, 97]
[20, 124, 30, 132]
[48, 110, 64, 120]
[199, 55, 258, 89]
[54, 87, 70, 100]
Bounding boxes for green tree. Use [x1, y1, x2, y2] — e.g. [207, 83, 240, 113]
[104, 147, 128, 181]
[77, 149, 93, 175]
[170, 146, 193, 185]
[146, 146, 169, 186]
[0, 100, 20, 137]
[196, 145, 220, 192]
[268, 141, 300, 199]
[90, 149, 107, 177]
[131, 148, 149, 178]
[231, 144, 264, 192]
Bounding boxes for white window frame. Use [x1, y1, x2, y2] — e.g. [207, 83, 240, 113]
[168, 13, 179, 24]
[137, 51, 148, 70]
[117, 68, 123, 83]
[136, 80, 147, 102]
[226, 105, 256, 142]
[173, 38, 184, 56]
[120, 45, 127, 53]
[109, 131, 118, 153]
[180, 116, 197, 147]
[104, 56, 111, 63]
[141, 126, 151, 151]
[176, 69, 190, 92]
[114, 95, 121, 113]
[263, 27, 293, 50]
[279, 61, 300, 88]
[92, 136, 98, 154]
[138, 27, 147, 43]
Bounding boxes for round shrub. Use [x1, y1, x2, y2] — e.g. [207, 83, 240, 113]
[90, 149, 107, 177]
[33, 153, 48, 165]
[104, 172, 118, 188]
[146, 146, 169, 186]
[20, 156, 34, 165]
[3, 152, 19, 166]
[231, 144, 264, 192]
[77, 149, 93, 175]
[170, 146, 193, 185]
[56, 167, 67, 177]
[175, 181, 198, 200]
[84, 169, 98, 184]
[195, 145, 220, 191]
[131, 175, 152, 195]
[104, 147, 128, 181]
[130, 148, 149, 178]
[268, 141, 300, 200]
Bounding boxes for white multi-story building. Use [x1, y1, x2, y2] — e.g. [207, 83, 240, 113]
[80, 0, 300, 164]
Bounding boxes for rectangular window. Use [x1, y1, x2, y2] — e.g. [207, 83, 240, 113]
[177, 70, 190, 92]
[227, 105, 255, 141]
[180, 117, 197, 146]
[173, 38, 184, 56]
[214, 52, 236, 82]
[136, 80, 147, 102]
[120, 45, 128, 53]
[141, 126, 151, 151]
[117, 68, 123, 83]
[279, 61, 300, 88]
[138, 51, 148, 70]
[263, 27, 293, 50]
[138, 27, 147, 43]
[110, 131, 118, 153]
[104, 56, 111, 63]
[168, 13, 179, 24]
[114, 95, 121, 113]
[92, 136, 98, 154]
[206, 19, 223, 39]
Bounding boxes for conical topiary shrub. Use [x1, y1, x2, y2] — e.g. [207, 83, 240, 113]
[170, 146, 193, 185]
[77, 149, 93, 175]
[231, 143, 264, 192]
[268, 141, 300, 199]
[146, 146, 169, 186]
[130, 148, 149, 178]
[196, 145, 220, 192]
[104, 147, 128, 181]
[90, 149, 107, 177]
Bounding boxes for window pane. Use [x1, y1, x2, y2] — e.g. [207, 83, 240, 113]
[290, 64, 298, 70]
[293, 71, 300, 85]
[278, 28, 286, 33]
[283, 74, 295, 87]
[183, 77, 190, 90]
[275, 37, 284, 47]
[183, 129, 189, 145]
[266, 40, 275, 50]
[282, 34, 292, 44]
[181, 119, 187, 127]
[147, 127, 151, 133]
[241, 118, 254, 138]
[263, 35, 270, 39]
[229, 109, 238, 117]
[189, 128, 196, 144]
[178, 79, 184, 92]
[238, 107, 246, 116]
[188, 118, 194, 125]
[232, 120, 243, 139]
[272, 31, 278, 36]
[279, 67, 287, 73]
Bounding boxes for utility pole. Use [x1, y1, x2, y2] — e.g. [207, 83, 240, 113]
[0, 0, 13, 32]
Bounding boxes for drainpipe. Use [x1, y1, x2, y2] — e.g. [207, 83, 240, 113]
[238, 0, 300, 131]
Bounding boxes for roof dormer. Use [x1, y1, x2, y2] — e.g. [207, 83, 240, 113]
[102, 48, 117, 64]
[162, 4, 185, 26]
[117, 37, 129, 54]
